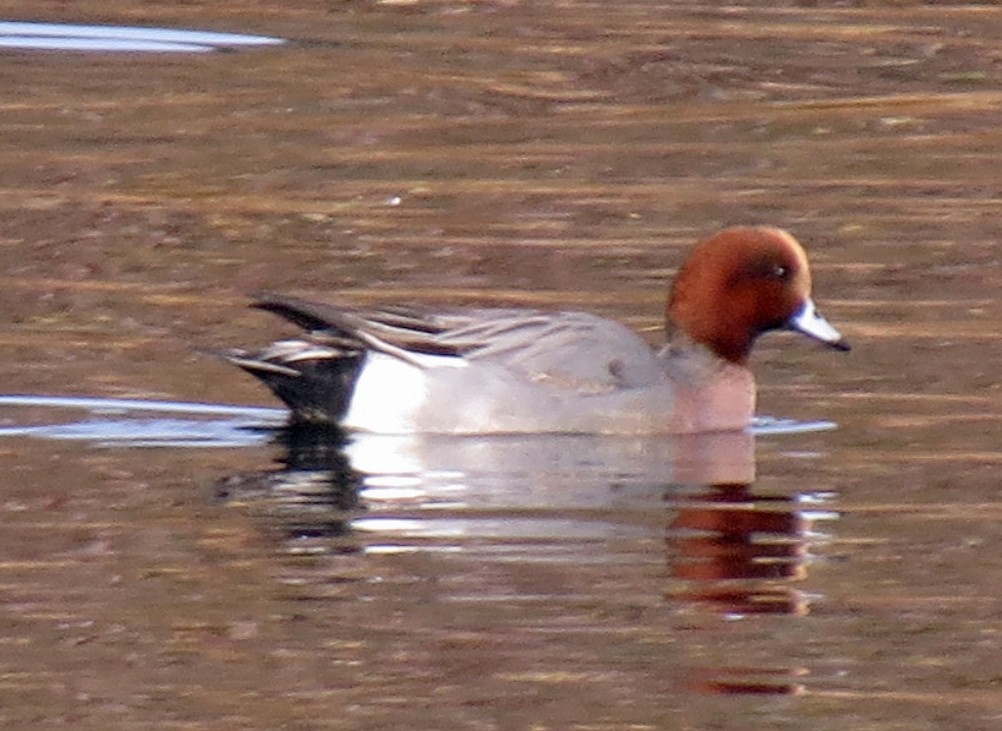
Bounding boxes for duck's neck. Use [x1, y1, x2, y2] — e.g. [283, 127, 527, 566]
[658, 332, 756, 432]
[659, 331, 749, 379]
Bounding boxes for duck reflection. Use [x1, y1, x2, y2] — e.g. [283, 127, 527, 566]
[212, 425, 364, 545]
[214, 427, 832, 609]
[214, 424, 835, 696]
[667, 484, 812, 616]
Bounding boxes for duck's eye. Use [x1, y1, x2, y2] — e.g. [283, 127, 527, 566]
[746, 258, 794, 283]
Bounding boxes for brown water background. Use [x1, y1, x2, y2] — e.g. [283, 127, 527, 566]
[0, 2, 1001, 729]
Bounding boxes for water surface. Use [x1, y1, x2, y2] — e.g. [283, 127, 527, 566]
[0, 1, 1001, 729]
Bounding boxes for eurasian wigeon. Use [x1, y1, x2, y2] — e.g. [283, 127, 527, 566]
[223, 226, 849, 434]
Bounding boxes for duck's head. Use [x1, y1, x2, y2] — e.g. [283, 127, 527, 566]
[667, 226, 850, 365]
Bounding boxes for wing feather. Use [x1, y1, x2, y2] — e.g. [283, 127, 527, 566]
[252, 293, 662, 392]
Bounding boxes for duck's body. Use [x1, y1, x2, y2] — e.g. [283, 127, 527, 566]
[222, 226, 849, 434]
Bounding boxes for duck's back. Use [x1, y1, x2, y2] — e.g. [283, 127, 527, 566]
[427, 308, 664, 392]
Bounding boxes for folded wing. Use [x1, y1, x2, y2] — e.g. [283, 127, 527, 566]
[251, 292, 663, 393]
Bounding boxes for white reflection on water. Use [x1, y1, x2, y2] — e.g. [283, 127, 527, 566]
[0, 394, 283, 447]
[0, 21, 284, 52]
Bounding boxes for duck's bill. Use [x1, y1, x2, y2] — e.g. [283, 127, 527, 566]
[787, 299, 851, 352]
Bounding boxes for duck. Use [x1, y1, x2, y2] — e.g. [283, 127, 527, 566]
[221, 226, 849, 434]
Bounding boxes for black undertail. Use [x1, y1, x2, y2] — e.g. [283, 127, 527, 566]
[230, 349, 366, 425]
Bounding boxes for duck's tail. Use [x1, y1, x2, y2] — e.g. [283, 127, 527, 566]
[217, 341, 365, 425]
